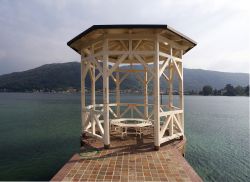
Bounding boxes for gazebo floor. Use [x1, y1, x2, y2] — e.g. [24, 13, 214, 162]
[51, 134, 202, 182]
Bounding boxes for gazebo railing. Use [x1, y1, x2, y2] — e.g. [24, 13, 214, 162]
[83, 103, 183, 143]
[83, 105, 104, 140]
[159, 109, 184, 144]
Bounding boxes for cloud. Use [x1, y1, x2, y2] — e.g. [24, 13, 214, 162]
[0, 0, 249, 75]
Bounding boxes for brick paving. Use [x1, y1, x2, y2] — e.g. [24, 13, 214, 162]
[52, 134, 202, 182]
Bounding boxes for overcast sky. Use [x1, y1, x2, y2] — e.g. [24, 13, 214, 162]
[0, 0, 249, 75]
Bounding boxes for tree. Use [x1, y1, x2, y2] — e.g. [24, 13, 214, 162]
[213, 89, 218, 95]
[245, 85, 249, 96]
[235, 86, 245, 95]
[202, 85, 213, 96]
[188, 90, 198, 95]
[224, 84, 236, 96]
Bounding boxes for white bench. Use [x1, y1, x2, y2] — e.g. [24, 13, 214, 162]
[111, 118, 152, 138]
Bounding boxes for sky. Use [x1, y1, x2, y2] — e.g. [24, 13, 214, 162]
[0, 0, 249, 75]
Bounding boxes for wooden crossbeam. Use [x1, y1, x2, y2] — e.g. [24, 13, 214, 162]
[160, 115, 172, 138]
[115, 69, 145, 73]
[134, 54, 154, 76]
[148, 110, 154, 119]
[173, 57, 182, 62]
[107, 50, 155, 56]
[160, 110, 183, 117]
[169, 118, 173, 136]
[162, 72, 169, 81]
[95, 72, 102, 82]
[109, 42, 122, 50]
[147, 74, 154, 84]
[85, 123, 91, 130]
[158, 35, 188, 50]
[96, 108, 104, 119]
[108, 54, 128, 76]
[133, 106, 144, 118]
[160, 133, 183, 144]
[120, 72, 129, 84]
[110, 73, 117, 83]
[84, 120, 91, 130]
[120, 106, 131, 118]
[160, 107, 164, 112]
[109, 107, 118, 118]
[173, 59, 183, 80]
[82, 62, 91, 80]
[172, 106, 181, 110]
[82, 51, 103, 61]
[134, 40, 142, 50]
[135, 72, 144, 84]
[92, 59, 103, 75]
[106, 34, 155, 40]
[83, 113, 91, 129]
[159, 58, 170, 76]
[84, 131, 103, 141]
[80, 35, 105, 50]
[119, 40, 128, 51]
[173, 114, 183, 133]
[159, 51, 171, 59]
[108, 51, 128, 55]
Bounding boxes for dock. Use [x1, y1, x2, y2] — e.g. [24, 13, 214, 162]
[52, 134, 202, 181]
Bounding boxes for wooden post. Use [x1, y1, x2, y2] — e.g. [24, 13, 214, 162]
[144, 70, 148, 119]
[103, 38, 110, 149]
[169, 47, 173, 110]
[154, 36, 160, 150]
[91, 63, 96, 134]
[179, 50, 184, 137]
[116, 71, 120, 118]
[80, 53, 87, 142]
[169, 47, 174, 137]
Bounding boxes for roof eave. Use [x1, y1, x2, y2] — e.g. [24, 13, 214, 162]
[67, 24, 197, 54]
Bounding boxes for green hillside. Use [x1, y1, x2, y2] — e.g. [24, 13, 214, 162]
[0, 62, 248, 92]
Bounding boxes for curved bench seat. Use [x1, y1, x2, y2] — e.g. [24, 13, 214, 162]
[111, 118, 153, 138]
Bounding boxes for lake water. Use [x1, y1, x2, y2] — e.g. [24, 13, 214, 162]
[0, 93, 249, 181]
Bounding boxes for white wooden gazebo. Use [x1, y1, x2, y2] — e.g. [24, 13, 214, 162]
[67, 25, 196, 150]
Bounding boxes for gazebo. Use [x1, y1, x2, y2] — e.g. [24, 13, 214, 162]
[67, 25, 196, 150]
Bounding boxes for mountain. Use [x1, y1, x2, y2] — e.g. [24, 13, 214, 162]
[183, 68, 249, 91]
[0, 62, 81, 92]
[0, 62, 138, 92]
[0, 62, 249, 92]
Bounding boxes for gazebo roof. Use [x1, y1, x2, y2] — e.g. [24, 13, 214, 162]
[67, 24, 197, 55]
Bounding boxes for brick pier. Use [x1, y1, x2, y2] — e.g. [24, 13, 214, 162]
[52, 134, 202, 182]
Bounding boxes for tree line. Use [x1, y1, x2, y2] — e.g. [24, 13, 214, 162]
[188, 84, 249, 96]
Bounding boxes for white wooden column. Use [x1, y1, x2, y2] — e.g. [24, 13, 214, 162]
[103, 39, 110, 148]
[179, 50, 184, 136]
[116, 71, 120, 118]
[144, 70, 148, 119]
[91, 65, 96, 106]
[154, 36, 160, 150]
[169, 47, 173, 110]
[91, 63, 96, 134]
[169, 47, 174, 136]
[80, 54, 86, 137]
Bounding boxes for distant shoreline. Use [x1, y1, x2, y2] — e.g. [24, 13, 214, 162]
[0, 91, 249, 97]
